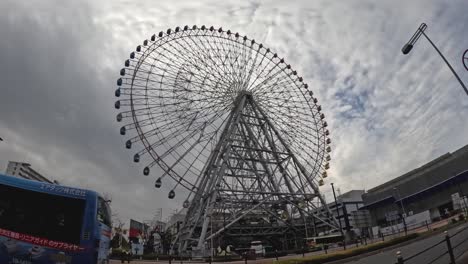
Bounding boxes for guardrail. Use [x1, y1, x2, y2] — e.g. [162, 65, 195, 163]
[394, 223, 468, 264]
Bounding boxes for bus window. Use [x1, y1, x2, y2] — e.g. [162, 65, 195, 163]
[0, 183, 86, 245]
[98, 197, 111, 226]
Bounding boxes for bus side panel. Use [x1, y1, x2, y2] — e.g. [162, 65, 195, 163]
[97, 223, 111, 262]
[0, 235, 94, 264]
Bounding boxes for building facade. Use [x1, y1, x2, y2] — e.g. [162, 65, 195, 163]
[361, 144, 468, 229]
[166, 208, 187, 235]
[311, 190, 365, 237]
[5, 161, 57, 184]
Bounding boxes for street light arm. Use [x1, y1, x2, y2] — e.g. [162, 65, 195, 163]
[402, 23, 427, 54]
[420, 31, 468, 96]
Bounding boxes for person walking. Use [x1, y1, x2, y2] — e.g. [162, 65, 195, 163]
[126, 251, 132, 263]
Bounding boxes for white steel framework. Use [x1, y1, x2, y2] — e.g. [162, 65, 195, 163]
[114, 25, 338, 256]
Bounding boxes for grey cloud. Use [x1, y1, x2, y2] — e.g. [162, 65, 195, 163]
[1, 0, 467, 225]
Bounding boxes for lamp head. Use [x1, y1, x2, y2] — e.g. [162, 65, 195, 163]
[401, 23, 427, 55]
[401, 43, 413, 55]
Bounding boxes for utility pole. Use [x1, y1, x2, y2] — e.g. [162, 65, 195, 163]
[393, 187, 408, 236]
[331, 183, 345, 249]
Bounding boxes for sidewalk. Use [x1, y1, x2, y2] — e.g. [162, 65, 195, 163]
[110, 217, 463, 264]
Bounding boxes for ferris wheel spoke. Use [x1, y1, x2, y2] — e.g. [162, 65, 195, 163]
[252, 75, 298, 96]
[144, 39, 235, 93]
[176, 33, 240, 86]
[116, 26, 335, 239]
[143, 109, 229, 155]
[245, 52, 277, 90]
[249, 65, 294, 93]
[198, 33, 249, 85]
[212, 37, 246, 84]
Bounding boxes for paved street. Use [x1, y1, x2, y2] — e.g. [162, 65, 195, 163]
[342, 222, 468, 264]
[110, 222, 468, 264]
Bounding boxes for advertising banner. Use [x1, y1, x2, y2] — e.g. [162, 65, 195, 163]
[129, 219, 143, 240]
[129, 219, 150, 243]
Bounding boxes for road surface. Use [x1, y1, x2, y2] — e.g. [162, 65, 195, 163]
[342, 222, 468, 264]
[110, 222, 468, 264]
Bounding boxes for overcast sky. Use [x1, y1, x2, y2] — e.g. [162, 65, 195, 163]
[1, 0, 468, 227]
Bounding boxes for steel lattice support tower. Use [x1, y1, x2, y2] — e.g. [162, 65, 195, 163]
[114, 25, 339, 257]
[174, 93, 337, 256]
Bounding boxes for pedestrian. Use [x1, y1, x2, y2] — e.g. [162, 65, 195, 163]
[126, 251, 132, 263]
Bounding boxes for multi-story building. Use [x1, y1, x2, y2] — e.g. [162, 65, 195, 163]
[361, 144, 468, 231]
[5, 161, 57, 184]
[310, 190, 365, 237]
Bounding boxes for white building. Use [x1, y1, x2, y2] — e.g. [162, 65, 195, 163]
[312, 190, 366, 237]
[166, 208, 187, 234]
[5, 161, 57, 184]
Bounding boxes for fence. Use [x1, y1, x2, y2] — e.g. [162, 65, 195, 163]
[394, 223, 468, 264]
[350, 220, 432, 248]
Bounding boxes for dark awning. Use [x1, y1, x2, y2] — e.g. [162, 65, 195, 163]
[396, 170, 468, 204]
[360, 195, 395, 209]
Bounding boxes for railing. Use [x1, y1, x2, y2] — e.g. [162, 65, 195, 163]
[394, 223, 468, 264]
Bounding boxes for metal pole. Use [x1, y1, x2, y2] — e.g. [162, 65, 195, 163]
[304, 214, 309, 238]
[210, 217, 213, 258]
[444, 231, 456, 264]
[394, 188, 408, 236]
[331, 183, 346, 250]
[396, 251, 404, 264]
[421, 31, 468, 97]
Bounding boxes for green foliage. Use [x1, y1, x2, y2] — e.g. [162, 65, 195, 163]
[110, 234, 130, 250]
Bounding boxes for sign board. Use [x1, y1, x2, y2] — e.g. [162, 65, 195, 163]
[452, 192, 467, 211]
[405, 210, 431, 226]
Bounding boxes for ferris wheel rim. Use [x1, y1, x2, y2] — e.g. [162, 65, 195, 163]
[115, 25, 332, 197]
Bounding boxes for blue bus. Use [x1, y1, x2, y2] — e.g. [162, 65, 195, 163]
[0, 173, 112, 264]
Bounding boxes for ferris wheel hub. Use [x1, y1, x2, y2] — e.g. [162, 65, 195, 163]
[114, 25, 337, 255]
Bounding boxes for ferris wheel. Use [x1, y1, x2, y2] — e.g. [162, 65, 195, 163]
[115, 25, 337, 254]
[463, 49, 468, 71]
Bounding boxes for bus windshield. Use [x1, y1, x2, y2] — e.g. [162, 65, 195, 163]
[0, 183, 86, 245]
[97, 197, 111, 227]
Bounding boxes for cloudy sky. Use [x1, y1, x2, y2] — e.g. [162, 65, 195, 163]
[1, 0, 468, 226]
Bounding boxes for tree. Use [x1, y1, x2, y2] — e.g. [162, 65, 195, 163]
[111, 212, 129, 249]
[159, 230, 173, 255]
[111, 233, 130, 250]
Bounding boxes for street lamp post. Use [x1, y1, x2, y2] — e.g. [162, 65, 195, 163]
[299, 201, 309, 239]
[393, 187, 408, 236]
[330, 183, 346, 249]
[402, 23, 468, 97]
